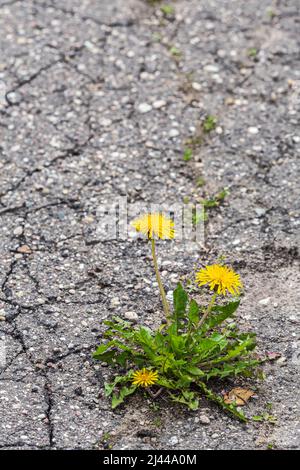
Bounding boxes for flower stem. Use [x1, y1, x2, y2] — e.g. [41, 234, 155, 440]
[151, 237, 170, 321]
[198, 291, 218, 328]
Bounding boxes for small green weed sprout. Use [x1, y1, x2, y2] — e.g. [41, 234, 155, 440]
[203, 188, 230, 209]
[203, 115, 217, 133]
[183, 147, 193, 161]
[160, 4, 175, 16]
[93, 213, 260, 421]
[169, 46, 181, 57]
[247, 47, 258, 58]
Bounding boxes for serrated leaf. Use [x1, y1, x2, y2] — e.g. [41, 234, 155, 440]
[173, 283, 188, 333]
[111, 385, 137, 409]
[188, 299, 200, 325]
[169, 390, 199, 410]
[201, 301, 240, 332]
[92, 341, 113, 358]
[93, 350, 117, 365]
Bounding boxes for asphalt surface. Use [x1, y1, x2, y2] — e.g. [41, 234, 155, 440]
[0, 0, 299, 449]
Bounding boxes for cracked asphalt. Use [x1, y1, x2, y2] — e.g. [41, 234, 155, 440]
[0, 0, 299, 450]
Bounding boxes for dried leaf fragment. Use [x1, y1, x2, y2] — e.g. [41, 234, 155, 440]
[223, 387, 255, 406]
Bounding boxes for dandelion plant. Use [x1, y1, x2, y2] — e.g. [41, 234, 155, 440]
[93, 213, 260, 421]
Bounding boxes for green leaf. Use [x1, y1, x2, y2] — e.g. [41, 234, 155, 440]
[169, 390, 199, 410]
[160, 4, 175, 15]
[183, 148, 193, 162]
[201, 335, 256, 367]
[194, 336, 227, 361]
[169, 334, 186, 356]
[156, 376, 176, 389]
[105, 376, 126, 397]
[93, 350, 117, 365]
[203, 115, 217, 133]
[201, 301, 240, 332]
[111, 385, 137, 409]
[92, 341, 113, 358]
[185, 365, 205, 377]
[188, 299, 200, 325]
[154, 331, 167, 350]
[173, 283, 188, 333]
[135, 326, 156, 359]
[252, 415, 264, 422]
[115, 351, 131, 367]
[205, 359, 259, 380]
[136, 326, 154, 345]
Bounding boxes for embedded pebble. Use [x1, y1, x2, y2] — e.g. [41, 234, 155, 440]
[138, 103, 152, 114]
[248, 126, 259, 134]
[169, 436, 179, 446]
[258, 297, 271, 306]
[169, 129, 180, 137]
[153, 100, 166, 109]
[198, 415, 211, 425]
[124, 311, 138, 321]
[13, 226, 23, 236]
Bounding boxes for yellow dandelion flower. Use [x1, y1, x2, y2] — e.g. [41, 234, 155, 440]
[132, 368, 158, 388]
[196, 264, 242, 296]
[131, 213, 175, 239]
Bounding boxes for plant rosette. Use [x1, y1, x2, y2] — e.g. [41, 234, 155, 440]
[93, 213, 261, 421]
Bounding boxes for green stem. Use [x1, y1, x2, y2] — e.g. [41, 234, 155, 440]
[151, 237, 170, 321]
[197, 381, 247, 422]
[198, 291, 218, 329]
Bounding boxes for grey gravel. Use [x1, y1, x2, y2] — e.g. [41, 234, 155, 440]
[0, 0, 299, 451]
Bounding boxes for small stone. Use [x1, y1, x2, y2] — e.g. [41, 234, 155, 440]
[258, 297, 270, 306]
[190, 37, 200, 45]
[124, 311, 138, 321]
[82, 215, 94, 224]
[276, 356, 287, 365]
[292, 136, 300, 143]
[6, 91, 21, 105]
[198, 414, 210, 425]
[248, 126, 259, 134]
[153, 100, 166, 109]
[169, 129, 179, 138]
[50, 137, 61, 148]
[192, 82, 201, 91]
[137, 103, 152, 114]
[225, 97, 235, 105]
[169, 436, 179, 446]
[110, 297, 120, 307]
[166, 290, 173, 301]
[13, 226, 23, 236]
[204, 64, 219, 73]
[0, 315, 5, 321]
[254, 208, 266, 217]
[17, 244, 32, 254]
[100, 118, 112, 127]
